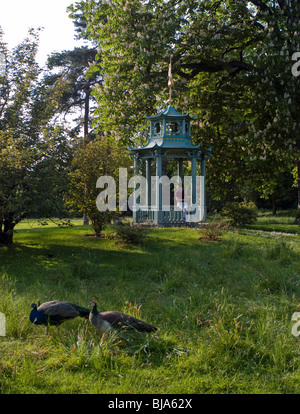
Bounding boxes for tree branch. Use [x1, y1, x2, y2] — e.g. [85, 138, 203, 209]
[177, 60, 253, 79]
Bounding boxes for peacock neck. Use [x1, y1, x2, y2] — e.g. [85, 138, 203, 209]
[91, 305, 99, 315]
[30, 309, 46, 324]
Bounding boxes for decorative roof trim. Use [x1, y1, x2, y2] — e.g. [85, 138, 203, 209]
[128, 140, 202, 152]
[145, 105, 195, 121]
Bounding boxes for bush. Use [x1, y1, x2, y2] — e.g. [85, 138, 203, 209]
[198, 222, 228, 240]
[221, 201, 258, 227]
[114, 224, 148, 245]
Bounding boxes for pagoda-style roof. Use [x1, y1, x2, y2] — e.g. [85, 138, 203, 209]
[145, 105, 194, 121]
[129, 139, 202, 151]
[129, 105, 202, 153]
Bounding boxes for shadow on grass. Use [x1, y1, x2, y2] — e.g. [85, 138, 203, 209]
[0, 235, 154, 306]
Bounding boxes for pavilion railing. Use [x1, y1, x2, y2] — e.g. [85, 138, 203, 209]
[135, 206, 186, 225]
[135, 208, 156, 224]
[134, 205, 205, 225]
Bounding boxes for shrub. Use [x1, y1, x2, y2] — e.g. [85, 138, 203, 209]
[221, 201, 258, 227]
[198, 222, 228, 240]
[114, 224, 148, 245]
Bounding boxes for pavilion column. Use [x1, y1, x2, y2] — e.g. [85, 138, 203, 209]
[178, 158, 184, 185]
[200, 156, 207, 221]
[155, 151, 162, 224]
[133, 155, 139, 222]
[191, 154, 197, 207]
[145, 159, 152, 208]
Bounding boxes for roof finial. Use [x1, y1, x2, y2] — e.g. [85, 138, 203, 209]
[167, 54, 174, 106]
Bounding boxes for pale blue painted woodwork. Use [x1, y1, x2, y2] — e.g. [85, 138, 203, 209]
[128, 105, 212, 225]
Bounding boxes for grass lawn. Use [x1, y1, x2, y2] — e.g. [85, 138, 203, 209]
[0, 211, 300, 394]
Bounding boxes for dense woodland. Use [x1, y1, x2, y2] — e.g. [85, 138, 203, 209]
[1, 0, 300, 244]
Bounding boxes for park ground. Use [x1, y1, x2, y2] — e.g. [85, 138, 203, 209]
[0, 210, 300, 394]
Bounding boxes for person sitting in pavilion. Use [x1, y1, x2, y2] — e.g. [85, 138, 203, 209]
[175, 183, 188, 222]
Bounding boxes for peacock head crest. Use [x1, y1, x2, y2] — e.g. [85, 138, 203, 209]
[88, 300, 97, 308]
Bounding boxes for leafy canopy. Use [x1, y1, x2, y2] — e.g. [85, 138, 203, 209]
[0, 29, 74, 244]
[70, 0, 300, 200]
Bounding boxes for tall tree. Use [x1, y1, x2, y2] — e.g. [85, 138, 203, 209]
[0, 29, 73, 245]
[46, 46, 101, 141]
[66, 136, 131, 237]
[46, 47, 102, 226]
[71, 0, 300, 208]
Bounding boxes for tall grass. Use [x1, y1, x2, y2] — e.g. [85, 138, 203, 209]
[0, 213, 300, 393]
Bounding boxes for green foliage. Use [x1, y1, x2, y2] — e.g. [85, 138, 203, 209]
[0, 30, 73, 244]
[198, 222, 228, 240]
[221, 201, 258, 227]
[46, 47, 100, 138]
[70, 0, 300, 203]
[66, 136, 131, 236]
[114, 224, 148, 245]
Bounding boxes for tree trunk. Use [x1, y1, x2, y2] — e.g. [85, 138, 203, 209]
[294, 139, 300, 225]
[83, 86, 91, 226]
[297, 161, 300, 211]
[0, 232, 13, 245]
[297, 139, 300, 211]
[271, 193, 277, 216]
[84, 86, 90, 143]
[0, 219, 15, 245]
[83, 213, 89, 226]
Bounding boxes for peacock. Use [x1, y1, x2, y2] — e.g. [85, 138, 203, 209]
[30, 300, 90, 334]
[88, 300, 157, 333]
